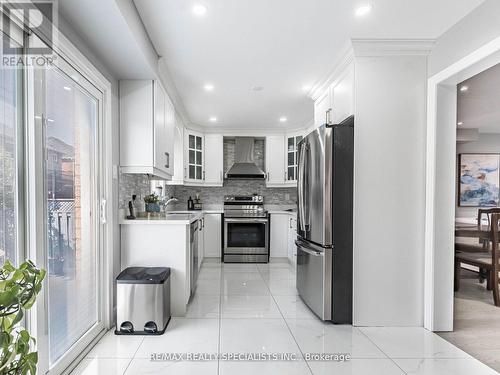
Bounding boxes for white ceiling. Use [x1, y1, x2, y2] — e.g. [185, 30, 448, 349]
[133, 0, 484, 129]
[59, 0, 157, 79]
[458, 62, 500, 134]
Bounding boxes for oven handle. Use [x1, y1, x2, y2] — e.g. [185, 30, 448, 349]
[224, 218, 269, 223]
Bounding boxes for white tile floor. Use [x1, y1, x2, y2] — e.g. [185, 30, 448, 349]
[71, 259, 499, 375]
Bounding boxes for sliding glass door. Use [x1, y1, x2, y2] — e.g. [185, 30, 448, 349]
[32, 49, 105, 373]
[0, 34, 23, 266]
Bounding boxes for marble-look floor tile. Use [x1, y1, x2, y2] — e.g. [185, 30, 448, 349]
[273, 295, 318, 319]
[308, 358, 405, 375]
[286, 319, 386, 359]
[222, 278, 270, 296]
[395, 358, 499, 375]
[195, 278, 222, 295]
[265, 277, 298, 295]
[86, 331, 143, 359]
[134, 318, 219, 358]
[220, 318, 301, 353]
[359, 327, 471, 359]
[219, 360, 312, 375]
[185, 294, 220, 318]
[71, 358, 131, 375]
[221, 294, 282, 318]
[124, 359, 218, 375]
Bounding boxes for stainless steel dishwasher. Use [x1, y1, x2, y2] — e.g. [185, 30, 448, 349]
[190, 220, 199, 296]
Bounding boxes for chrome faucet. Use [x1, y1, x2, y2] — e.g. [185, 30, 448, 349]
[162, 197, 178, 211]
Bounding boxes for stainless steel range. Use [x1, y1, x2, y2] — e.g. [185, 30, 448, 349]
[223, 195, 269, 263]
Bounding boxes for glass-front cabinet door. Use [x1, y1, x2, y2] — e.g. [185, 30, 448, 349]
[286, 134, 303, 183]
[185, 131, 204, 181]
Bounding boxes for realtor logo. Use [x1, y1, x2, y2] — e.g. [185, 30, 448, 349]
[1, 0, 55, 55]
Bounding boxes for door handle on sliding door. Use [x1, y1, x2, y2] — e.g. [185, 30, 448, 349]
[100, 199, 107, 224]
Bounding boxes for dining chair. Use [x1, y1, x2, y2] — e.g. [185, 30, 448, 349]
[455, 212, 500, 307]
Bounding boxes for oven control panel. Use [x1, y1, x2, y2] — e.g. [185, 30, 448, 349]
[224, 195, 264, 203]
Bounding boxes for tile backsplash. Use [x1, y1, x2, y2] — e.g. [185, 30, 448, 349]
[174, 180, 297, 209]
[119, 172, 175, 209]
[119, 137, 295, 210]
[119, 173, 296, 210]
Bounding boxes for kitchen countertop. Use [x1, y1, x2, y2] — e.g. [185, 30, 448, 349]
[119, 211, 203, 225]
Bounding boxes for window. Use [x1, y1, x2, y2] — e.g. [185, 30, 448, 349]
[0, 35, 22, 266]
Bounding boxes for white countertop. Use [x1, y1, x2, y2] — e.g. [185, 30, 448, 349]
[119, 211, 203, 225]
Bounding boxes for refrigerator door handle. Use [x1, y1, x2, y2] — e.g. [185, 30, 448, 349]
[297, 142, 307, 232]
[295, 240, 323, 256]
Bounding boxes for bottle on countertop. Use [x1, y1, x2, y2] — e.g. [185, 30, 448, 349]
[187, 196, 194, 211]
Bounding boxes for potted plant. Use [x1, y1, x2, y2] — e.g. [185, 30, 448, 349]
[144, 193, 161, 213]
[0, 260, 46, 374]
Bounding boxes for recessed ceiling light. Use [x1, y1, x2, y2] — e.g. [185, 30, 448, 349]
[302, 84, 312, 92]
[252, 86, 264, 92]
[192, 4, 207, 16]
[460, 85, 469, 92]
[355, 4, 372, 17]
[457, 121, 464, 126]
[279, 116, 287, 123]
[63, 86, 71, 91]
[204, 84, 214, 91]
[209, 116, 217, 122]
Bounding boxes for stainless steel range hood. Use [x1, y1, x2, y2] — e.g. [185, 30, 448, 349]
[225, 137, 266, 179]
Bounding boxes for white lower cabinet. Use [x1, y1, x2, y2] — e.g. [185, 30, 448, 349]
[270, 213, 290, 258]
[203, 213, 222, 258]
[287, 215, 297, 268]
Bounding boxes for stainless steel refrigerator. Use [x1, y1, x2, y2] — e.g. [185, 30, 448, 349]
[296, 115, 353, 323]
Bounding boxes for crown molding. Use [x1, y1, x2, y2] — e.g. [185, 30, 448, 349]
[309, 44, 355, 101]
[187, 117, 313, 136]
[351, 39, 436, 57]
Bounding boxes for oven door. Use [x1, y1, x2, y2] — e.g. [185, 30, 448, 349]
[224, 218, 269, 254]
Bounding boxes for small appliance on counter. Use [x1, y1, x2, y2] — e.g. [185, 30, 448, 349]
[193, 193, 203, 210]
[187, 194, 203, 210]
[223, 194, 269, 263]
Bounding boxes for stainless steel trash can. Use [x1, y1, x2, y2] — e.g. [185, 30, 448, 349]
[115, 267, 171, 335]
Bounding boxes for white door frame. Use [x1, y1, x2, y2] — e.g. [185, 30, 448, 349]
[424, 35, 500, 331]
[23, 27, 114, 374]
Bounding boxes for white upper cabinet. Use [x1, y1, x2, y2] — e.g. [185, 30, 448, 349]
[120, 80, 174, 180]
[314, 89, 332, 128]
[265, 135, 286, 187]
[168, 122, 185, 185]
[204, 134, 224, 186]
[164, 94, 176, 176]
[285, 133, 303, 186]
[313, 63, 355, 128]
[184, 129, 205, 184]
[332, 65, 354, 124]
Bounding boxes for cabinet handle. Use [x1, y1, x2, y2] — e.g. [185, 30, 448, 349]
[285, 171, 287, 181]
[289, 217, 292, 229]
[203, 170, 205, 180]
[164, 152, 170, 169]
[220, 171, 223, 181]
[184, 167, 187, 179]
[267, 172, 270, 181]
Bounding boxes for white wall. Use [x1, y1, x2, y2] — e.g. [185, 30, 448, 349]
[429, 0, 500, 77]
[353, 54, 427, 326]
[456, 133, 500, 218]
